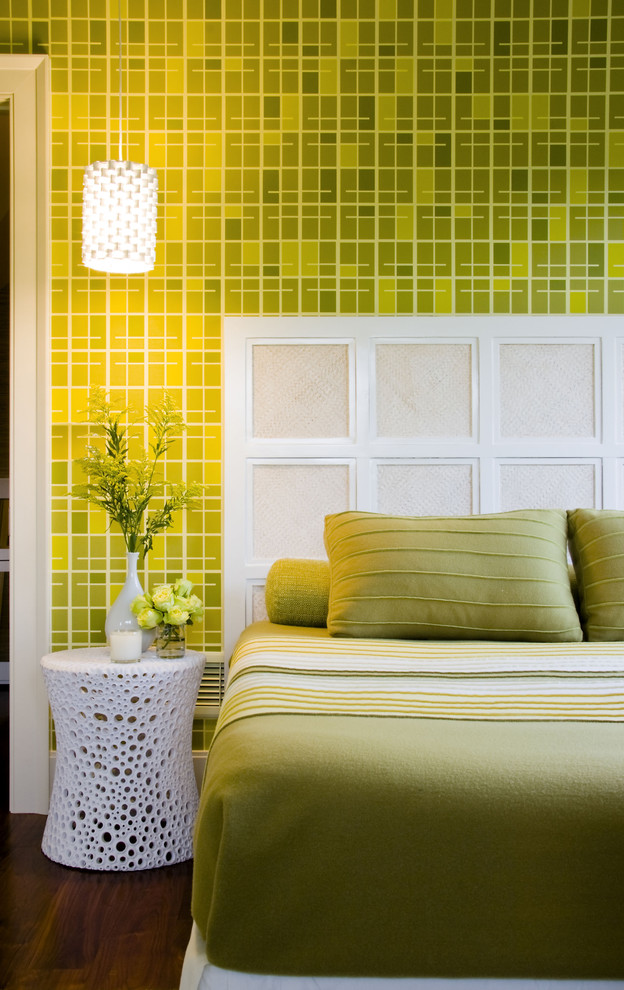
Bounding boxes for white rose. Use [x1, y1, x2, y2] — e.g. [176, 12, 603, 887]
[152, 584, 175, 610]
[167, 606, 190, 626]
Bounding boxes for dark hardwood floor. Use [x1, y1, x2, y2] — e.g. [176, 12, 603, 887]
[0, 690, 195, 990]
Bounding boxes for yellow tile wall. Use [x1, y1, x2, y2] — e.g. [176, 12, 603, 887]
[1, 1, 624, 742]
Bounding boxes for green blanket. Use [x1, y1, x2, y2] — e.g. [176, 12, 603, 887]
[192, 624, 624, 978]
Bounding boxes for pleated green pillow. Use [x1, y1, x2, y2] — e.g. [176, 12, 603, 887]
[324, 510, 582, 642]
[567, 509, 624, 641]
[265, 558, 330, 627]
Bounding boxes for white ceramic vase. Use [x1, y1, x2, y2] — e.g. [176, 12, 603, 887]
[105, 551, 155, 653]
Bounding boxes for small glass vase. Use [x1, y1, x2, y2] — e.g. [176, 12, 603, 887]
[155, 622, 186, 659]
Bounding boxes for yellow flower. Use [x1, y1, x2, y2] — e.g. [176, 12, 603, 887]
[136, 607, 160, 629]
[174, 577, 193, 597]
[167, 606, 190, 626]
[152, 584, 175, 610]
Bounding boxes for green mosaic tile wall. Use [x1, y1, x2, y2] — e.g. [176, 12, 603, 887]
[1, 1, 624, 742]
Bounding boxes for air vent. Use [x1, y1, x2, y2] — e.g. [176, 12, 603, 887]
[195, 655, 225, 716]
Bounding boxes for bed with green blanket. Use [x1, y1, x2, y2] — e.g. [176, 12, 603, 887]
[184, 511, 624, 988]
[190, 621, 624, 982]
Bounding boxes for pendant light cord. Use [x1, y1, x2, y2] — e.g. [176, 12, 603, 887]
[117, 0, 123, 161]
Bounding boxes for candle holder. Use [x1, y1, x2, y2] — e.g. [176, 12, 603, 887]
[108, 617, 143, 663]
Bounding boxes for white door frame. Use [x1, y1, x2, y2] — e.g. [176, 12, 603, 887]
[0, 55, 50, 813]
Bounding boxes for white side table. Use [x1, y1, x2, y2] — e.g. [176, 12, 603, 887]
[41, 647, 205, 871]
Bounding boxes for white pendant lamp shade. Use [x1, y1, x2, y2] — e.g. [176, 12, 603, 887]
[82, 159, 158, 274]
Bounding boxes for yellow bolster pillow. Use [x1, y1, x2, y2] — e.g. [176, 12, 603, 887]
[265, 558, 330, 627]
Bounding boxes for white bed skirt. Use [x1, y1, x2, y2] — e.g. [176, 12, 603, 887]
[180, 923, 624, 990]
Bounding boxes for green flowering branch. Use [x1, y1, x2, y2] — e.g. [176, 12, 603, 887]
[72, 387, 203, 560]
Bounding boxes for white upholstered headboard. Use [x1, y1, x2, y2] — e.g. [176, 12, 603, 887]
[223, 315, 623, 659]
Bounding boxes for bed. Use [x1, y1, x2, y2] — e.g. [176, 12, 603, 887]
[181, 509, 624, 990]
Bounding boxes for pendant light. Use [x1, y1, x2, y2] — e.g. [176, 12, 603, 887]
[82, 2, 158, 274]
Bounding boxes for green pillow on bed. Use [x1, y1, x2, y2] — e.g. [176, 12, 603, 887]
[265, 558, 330, 627]
[568, 508, 624, 641]
[324, 509, 582, 642]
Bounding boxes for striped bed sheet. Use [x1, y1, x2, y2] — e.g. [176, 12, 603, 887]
[219, 623, 624, 731]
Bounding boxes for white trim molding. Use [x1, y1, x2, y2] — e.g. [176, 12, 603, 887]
[0, 55, 50, 813]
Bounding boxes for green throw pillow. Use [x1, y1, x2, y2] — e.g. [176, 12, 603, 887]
[567, 509, 624, 641]
[324, 509, 582, 642]
[265, 558, 330, 627]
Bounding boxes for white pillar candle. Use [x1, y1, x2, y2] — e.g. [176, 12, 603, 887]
[109, 629, 143, 663]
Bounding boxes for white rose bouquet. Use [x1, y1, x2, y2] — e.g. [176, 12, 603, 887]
[131, 578, 203, 635]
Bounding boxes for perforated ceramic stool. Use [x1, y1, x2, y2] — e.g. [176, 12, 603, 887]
[41, 647, 205, 871]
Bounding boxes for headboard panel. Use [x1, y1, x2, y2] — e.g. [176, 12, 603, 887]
[224, 315, 622, 658]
